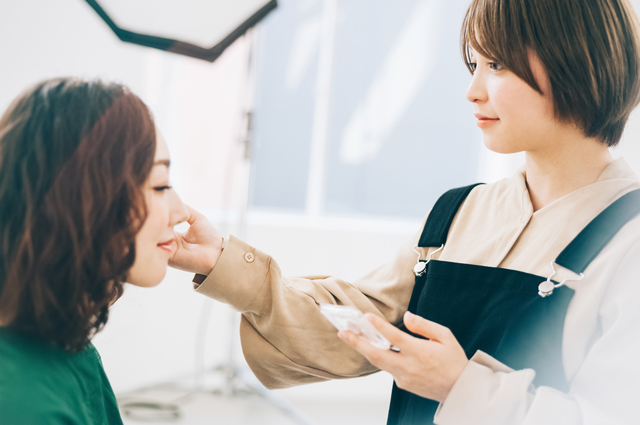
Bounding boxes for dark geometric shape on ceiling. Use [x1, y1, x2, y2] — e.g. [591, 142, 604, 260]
[85, 0, 278, 62]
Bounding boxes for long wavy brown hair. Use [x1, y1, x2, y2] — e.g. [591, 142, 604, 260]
[0, 78, 156, 352]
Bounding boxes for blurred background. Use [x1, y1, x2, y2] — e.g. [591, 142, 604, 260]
[2, 1, 640, 424]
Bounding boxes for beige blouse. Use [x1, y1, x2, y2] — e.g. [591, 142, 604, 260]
[196, 158, 640, 425]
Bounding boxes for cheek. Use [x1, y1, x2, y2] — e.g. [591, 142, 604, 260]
[135, 197, 169, 252]
[128, 197, 171, 287]
[146, 196, 171, 233]
[491, 79, 553, 125]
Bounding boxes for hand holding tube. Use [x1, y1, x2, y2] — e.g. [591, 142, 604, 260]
[339, 311, 469, 403]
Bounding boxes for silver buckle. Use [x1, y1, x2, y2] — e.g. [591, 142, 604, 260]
[412, 244, 444, 277]
[538, 261, 584, 297]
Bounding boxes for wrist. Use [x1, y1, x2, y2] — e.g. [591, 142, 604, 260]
[192, 236, 225, 287]
[202, 236, 225, 276]
[438, 359, 470, 402]
[193, 273, 207, 286]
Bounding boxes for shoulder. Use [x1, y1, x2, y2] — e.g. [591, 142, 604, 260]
[444, 175, 524, 232]
[572, 213, 640, 333]
[0, 331, 100, 424]
[426, 177, 523, 223]
[598, 215, 640, 297]
[467, 174, 525, 204]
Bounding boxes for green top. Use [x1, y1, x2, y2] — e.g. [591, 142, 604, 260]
[0, 327, 123, 425]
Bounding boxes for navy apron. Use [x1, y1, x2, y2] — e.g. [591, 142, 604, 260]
[387, 184, 640, 425]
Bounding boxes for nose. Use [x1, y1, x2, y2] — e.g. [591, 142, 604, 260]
[169, 190, 189, 226]
[465, 71, 487, 104]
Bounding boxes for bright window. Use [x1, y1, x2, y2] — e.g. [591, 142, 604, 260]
[250, 0, 480, 218]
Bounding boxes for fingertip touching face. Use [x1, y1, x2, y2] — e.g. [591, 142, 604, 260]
[126, 132, 188, 287]
[465, 48, 564, 154]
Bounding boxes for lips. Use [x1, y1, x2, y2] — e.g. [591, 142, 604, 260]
[474, 113, 499, 128]
[157, 239, 174, 253]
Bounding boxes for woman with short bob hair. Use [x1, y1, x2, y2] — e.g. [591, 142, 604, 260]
[170, 0, 640, 424]
[0, 78, 187, 424]
[462, 0, 640, 148]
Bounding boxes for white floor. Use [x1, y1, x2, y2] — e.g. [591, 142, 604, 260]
[117, 369, 392, 425]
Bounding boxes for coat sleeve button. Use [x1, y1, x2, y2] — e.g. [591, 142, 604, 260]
[244, 252, 255, 263]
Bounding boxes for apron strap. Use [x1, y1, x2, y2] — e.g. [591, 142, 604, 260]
[556, 188, 640, 274]
[418, 183, 484, 247]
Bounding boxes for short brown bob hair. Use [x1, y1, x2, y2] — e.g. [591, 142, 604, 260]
[461, 0, 640, 147]
[0, 78, 156, 351]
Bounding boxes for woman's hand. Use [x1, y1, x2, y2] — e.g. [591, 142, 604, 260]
[169, 205, 223, 276]
[339, 311, 469, 402]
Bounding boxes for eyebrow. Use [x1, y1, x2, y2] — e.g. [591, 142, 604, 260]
[153, 159, 171, 167]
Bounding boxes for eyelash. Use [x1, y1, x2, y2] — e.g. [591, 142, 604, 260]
[467, 62, 504, 73]
[154, 185, 173, 192]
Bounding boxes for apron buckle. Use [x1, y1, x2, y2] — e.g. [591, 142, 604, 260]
[412, 244, 444, 277]
[413, 261, 427, 276]
[538, 280, 555, 297]
[538, 261, 584, 297]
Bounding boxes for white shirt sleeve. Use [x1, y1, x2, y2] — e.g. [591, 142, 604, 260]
[434, 239, 640, 425]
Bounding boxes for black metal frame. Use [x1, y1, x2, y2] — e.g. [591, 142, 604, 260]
[85, 0, 277, 62]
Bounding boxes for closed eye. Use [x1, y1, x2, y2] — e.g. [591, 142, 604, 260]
[154, 185, 173, 192]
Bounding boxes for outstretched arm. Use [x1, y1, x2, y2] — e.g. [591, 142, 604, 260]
[195, 234, 422, 388]
[168, 205, 427, 389]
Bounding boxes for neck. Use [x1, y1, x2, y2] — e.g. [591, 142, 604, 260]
[524, 135, 613, 212]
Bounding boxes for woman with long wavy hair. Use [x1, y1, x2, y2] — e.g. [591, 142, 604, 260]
[0, 78, 187, 424]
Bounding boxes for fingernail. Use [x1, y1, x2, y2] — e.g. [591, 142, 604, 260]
[404, 311, 414, 321]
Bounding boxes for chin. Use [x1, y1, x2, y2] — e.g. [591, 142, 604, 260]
[126, 264, 168, 287]
[145, 268, 168, 287]
[482, 136, 522, 154]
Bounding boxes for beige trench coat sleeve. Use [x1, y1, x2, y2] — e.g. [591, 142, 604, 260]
[195, 225, 425, 389]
